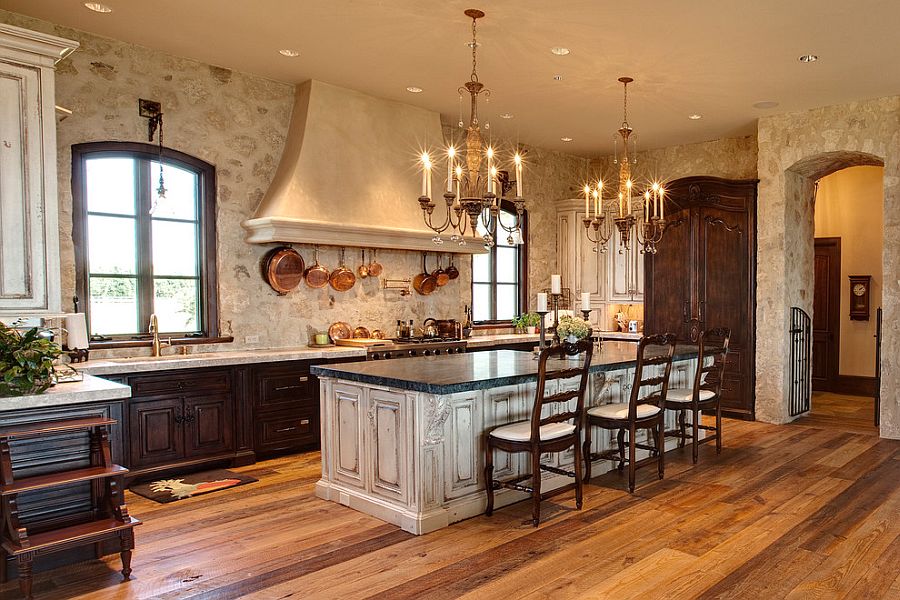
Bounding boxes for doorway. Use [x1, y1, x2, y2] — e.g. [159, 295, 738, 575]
[812, 238, 840, 391]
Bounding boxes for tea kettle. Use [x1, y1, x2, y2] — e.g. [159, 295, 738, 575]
[423, 318, 439, 338]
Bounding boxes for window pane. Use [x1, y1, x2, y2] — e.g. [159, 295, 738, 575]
[89, 276, 138, 335]
[496, 247, 518, 283]
[154, 278, 199, 332]
[497, 284, 517, 320]
[88, 215, 137, 275]
[472, 252, 491, 283]
[151, 162, 198, 220]
[86, 157, 136, 215]
[152, 220, 198, 277]
[473, 283, 492, 322]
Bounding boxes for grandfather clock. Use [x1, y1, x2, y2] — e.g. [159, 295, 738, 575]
[848, 275, 871, 321]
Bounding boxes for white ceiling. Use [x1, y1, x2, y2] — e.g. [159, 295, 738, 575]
[4, 1, 900, 156]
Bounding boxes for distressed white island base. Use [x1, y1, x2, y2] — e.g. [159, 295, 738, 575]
[312, 345, 699, 534]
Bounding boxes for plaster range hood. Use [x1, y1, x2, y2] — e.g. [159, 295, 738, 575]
[242, 80, 486, 254]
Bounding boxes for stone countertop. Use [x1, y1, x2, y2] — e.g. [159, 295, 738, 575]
[312, 342, 698, 395]
[77, 346, 367, 376]
[465, 333, 541, 348]
[0, 375, 131, 412]
[595, 331, 641, 341]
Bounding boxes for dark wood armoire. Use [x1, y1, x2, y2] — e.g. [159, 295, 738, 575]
[645, 176, 758, 419]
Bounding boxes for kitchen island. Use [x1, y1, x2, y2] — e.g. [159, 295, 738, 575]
[311, 342, 699, 533]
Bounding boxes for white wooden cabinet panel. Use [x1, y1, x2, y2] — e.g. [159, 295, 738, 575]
[0, 25, 77, 317]
[483, 385, 525, 481]
[368, 389, 408, 504]
[333, 383, 365, 489]
[444, 392, 480, 500]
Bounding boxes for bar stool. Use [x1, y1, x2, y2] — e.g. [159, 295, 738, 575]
[582, 334, 677, 493]
[484, 339, 595, 527]
[664, 327, 730, 463]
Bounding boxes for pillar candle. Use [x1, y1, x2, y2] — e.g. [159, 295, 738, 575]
[65, 313, 89, 349]
[581, 292, 591, 311]
[584, 185, 591, 216]
[660, 189, 665, 219]
[536, 293, 548, 312]
[514, 153, 523, 197]
[551, 274, 561, 294]
[446, 148, 455, 193]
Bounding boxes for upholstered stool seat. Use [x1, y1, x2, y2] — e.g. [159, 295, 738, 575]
[489, 421, 576, 442]
[587, 403, 661, 420]
[664, 388, 715, 403]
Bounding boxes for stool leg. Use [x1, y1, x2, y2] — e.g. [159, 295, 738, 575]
[627, 426, 636, 493]
[17, 554, 33, 600]
[692, 406, 700, 464]
[678, 409, 687, 448]
[573, 435, 583, 510]
[531, 451, 542, 527]
[582, 423, 593, 483]
[657, 419, 665, 480]
[616, 428, 626, 472]
[120, 529, 134, 581]
[715, 401, 723, 454]
[484, 437, 495, 517]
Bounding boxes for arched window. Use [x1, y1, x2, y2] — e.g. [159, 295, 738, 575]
[72, 142, 219, 341]
[471, 200, 528, 324]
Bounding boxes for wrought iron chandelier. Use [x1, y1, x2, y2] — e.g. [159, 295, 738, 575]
[582, 77, 667, 255]
[417, 9, 525, 248]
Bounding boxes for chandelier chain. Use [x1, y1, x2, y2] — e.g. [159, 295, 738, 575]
[470, 16, 479, 83]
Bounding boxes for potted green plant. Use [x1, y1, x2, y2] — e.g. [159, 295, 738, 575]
[556, 315, 591, 343]
[522, 312, 541, 334]
[0, 322, 62, 397]
[512, 315, 526, 334]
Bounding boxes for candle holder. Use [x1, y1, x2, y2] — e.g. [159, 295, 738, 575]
[551, 293, 563, 345]
[536, 310, 549, 355]
[580, 309, 592, 322]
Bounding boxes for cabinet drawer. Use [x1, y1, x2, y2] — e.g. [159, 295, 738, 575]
[129, 369, 231, 398]
[258, 373, 312, 407]
[255, 412, 317, 452]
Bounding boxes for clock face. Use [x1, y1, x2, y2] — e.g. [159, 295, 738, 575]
[853, 283, 867, 297]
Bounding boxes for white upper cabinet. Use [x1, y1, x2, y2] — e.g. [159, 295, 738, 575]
[0, 24, 77, 317]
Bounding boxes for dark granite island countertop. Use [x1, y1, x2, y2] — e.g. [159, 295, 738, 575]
[311, 341, 698, 395]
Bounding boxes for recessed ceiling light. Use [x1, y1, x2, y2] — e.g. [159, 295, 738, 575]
[84, 2, 112, 13]
[278, 49, 300, 57]
[798, 54, 818, 63]
[553, 74, 563, 81]
[550, 47, 570, 56]
[560, 137, 573, 142]
[753, 100, 780, 109]
[499, 113, 513, 119]
[688, 114, 702, 120]
[406, 86, 423, 93]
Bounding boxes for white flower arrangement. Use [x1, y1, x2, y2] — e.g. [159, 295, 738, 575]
[556, 315, 590, 340]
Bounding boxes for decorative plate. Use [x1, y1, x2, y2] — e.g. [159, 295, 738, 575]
[328, 321, 352, 342]
[353, 326, 371, 339]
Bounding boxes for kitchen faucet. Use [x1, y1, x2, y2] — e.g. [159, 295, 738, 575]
[149, 314, 171, 357]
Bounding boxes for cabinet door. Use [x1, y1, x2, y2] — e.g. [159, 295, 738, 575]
[185, 394, 234, 457]
[557, 211, 574, 291]
[576, 210, 608, 307]
[444, 391, 482, 500]
[0, 62, 58, 314]
[129, 398, 184, 468]
[608, 225, 635, 301]
[332, 383, 365, 489]
[367, 389, 408, 504]
[644, 207, 692, 340]
[483, 385, 527, 481]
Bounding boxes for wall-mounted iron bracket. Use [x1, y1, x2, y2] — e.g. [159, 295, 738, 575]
[139, 98, 162, 142]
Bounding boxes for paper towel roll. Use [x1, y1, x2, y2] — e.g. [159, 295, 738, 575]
[65, 313, 89, 349]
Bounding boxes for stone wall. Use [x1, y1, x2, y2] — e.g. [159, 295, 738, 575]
[2, 10, 586, 354]
[590, 135, 758, 181]
[756, 96, 900, 438]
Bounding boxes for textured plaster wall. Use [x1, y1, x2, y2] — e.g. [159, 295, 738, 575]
[2, 11, 587, 354]
[757, 96, 900, 438]
[815, 166, 884, 377]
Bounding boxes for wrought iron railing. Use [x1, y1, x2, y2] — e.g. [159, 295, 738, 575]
[789, 307, 811, 416]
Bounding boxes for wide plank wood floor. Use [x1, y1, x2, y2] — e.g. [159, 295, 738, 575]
[793, 392, 879, 435]
[3, 418, 898, 599]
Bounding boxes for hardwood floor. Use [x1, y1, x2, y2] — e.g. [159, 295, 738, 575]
[2, 418, 898, 599]
[793, 392, 879, 435]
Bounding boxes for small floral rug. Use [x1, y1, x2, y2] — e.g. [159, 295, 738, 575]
[129, 469, 258, 504]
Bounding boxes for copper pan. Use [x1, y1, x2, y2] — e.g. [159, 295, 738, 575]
[357, 249, 369, 279]
[263, 246, 304, 295]
[368, 249, 383, 277]
[329, 248, 356, 292]
[304, 246, 330, 288]
[434, 254, 450, 287]
[446, 254, 459, 280]
[412, 253, 437, 295]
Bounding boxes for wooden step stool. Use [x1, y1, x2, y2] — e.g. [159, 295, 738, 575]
[0, 417, 141, 599]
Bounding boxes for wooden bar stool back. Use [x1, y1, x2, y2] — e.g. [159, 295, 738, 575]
[664, 327, 731, 463]
[583, 334, 677, 493]
[484, 338, 595, 527]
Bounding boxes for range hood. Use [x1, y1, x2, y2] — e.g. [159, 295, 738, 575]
[243, 80, 485, 254]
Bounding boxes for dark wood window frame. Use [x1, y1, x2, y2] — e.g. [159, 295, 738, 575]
[72, 141, 229, 348]
[471, 199, 529, 327]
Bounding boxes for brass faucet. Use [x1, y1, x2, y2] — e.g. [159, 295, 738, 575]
[149, 314, 172, 357]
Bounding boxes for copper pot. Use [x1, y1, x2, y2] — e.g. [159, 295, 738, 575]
[329, 248, 356, 292]
[263, 246, 304, 295]
[368, 249, 383, 277]
[425, 318, 458, 338]
[304, 246, 330, 288]
[357, 249, 369, 279]
[412, 253, 437, 295]
[446, 254, 459, 280]
[434, 254, 450, 287]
